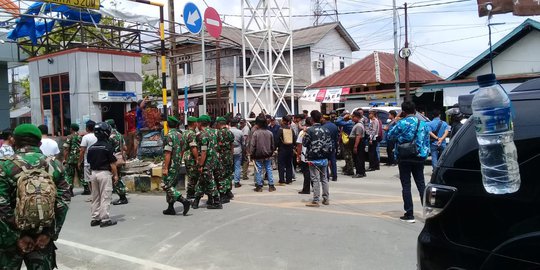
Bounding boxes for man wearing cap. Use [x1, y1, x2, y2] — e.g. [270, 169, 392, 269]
[79, 120, 97, 195]
[63, 123, 82, 196]
[193, 115, 222, 209]
[161, 116, 191, 216]
[0, 124, 70, 268]
[182, 116, 199, 199]
[106, 119, 128, 206]
[215, 117, 235, 203]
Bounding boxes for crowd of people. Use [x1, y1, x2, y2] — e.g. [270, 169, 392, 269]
[0, 97, 458, 268]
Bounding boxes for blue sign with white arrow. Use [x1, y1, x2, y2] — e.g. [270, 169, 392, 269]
[183, 2, 202, 34]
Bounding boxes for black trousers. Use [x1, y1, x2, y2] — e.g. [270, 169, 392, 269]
[278, 149, 294, 183]
[368, 140, 380, 169]
[386, 140, 396, 165]
[300, 161, 311, 192]
[352, 140, 366, 175]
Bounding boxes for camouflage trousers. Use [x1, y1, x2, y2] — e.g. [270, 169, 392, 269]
[162, 166, 182, 204]
[185, 161, 198, 196]
[215, 155, 233, 194]
[113, 179, 127, 196]
[0, 243, 56, 270]
[64, 162, 82, 187]
[343, 142, 355, 175]
[195, 167, 218, 198]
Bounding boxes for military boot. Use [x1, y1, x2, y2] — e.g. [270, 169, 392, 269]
[82, 185, 91, 195]
[191, 196, 201, 209]
[112, 194, 128, 205]
[69, 186, 75, 197]
[177, 196, 191, 216]
[162, 202, 176, 215]
[226, 190, 234, 200]
[186, 190, 196, 200]
[220, 193, 230, 204]
[207, 196, 223, 209]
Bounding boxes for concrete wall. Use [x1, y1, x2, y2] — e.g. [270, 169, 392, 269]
[0, 63, 8, 129]
[29, 50, 142, 127]
[470, 30, 540, 78]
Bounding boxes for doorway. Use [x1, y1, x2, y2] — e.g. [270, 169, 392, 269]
[101, 103, 126, 134]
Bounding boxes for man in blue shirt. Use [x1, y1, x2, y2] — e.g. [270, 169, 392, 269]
[322, 115, 339, 181]
[335, 112, 355, 175]
[387, 101, 430, 223]
[136, 97, 148, 131]
[427, 110, 450, 170]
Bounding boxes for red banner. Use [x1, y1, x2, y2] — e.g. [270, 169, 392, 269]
[315, 89, 327, 102]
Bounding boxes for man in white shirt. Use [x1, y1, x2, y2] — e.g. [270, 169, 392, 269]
[38, 125, 60, 157]
[296, 117, 312, 194]
[78, 120, 98, 195]
[240, 119, 251, 180]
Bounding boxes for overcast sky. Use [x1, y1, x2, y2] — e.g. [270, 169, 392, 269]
[10, 0, 540, 80]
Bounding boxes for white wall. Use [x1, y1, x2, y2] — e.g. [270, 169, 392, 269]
[310, 28, 353, 83]
[470, 30, 540, 78]
[29, 50, 143, 127]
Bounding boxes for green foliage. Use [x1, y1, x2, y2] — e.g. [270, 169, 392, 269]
[20, 76, 30, 99]
[142, 73, 162, 97]
[141, 54, 151, 65]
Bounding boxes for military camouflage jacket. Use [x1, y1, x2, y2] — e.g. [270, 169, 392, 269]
[63, 133, 81, 164]
[181, 129, 198, 165]
[164, 129, 183, 168]
[0, 146, 70, 248]
[109, 129, 125, 154]
[196, 127, 218, 169]
[217, 127, 234, 157]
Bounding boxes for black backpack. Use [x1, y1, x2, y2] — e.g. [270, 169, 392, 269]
[306, 125, 334, 160]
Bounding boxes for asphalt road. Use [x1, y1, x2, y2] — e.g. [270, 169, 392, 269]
[52, 162, 429, 270]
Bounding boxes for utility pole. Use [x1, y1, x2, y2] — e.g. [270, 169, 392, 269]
[392, 0, 400, 104]
[168, 0, 179, 117]
[404, 2, 411, 101]
[216, 41, 221, 115]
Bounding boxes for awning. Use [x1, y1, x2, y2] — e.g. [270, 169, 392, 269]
[99, 71, 143, 82]
[300, 87, 350, 103]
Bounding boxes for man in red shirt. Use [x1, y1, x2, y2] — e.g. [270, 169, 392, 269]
[125, 102, 137, 159]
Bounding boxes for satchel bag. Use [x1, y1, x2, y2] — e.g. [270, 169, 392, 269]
[397, 119, 421, 160]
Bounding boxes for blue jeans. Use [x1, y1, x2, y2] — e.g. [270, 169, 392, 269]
[233, 154, 242, 184]
[430, 144, 445, 169]
[255, 159, 274, 186]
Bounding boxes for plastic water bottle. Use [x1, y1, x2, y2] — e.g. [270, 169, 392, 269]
[472, 74, 520, 194]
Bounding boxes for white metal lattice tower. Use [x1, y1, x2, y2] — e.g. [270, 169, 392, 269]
[312, 0, 338, 26]
[241, 0, 294, 117]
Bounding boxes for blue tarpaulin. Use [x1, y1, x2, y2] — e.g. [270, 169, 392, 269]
[8, 2, 102, 44]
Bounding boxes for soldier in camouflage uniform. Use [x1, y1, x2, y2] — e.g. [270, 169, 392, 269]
[63, 123, 82, 196]
[161, 116, 191, 216]
[0, 124, 70, 269]
[105, 119, 128, 205]
[215, 117, 235, 203]
[182, 117, 199, 199]
[192, 115, 221, 210]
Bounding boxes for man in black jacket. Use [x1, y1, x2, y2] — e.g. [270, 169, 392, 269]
[249, 116, 276, 192]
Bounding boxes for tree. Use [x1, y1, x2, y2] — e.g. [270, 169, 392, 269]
[20, 76, 30, 99]
[142, 73, 162, 97]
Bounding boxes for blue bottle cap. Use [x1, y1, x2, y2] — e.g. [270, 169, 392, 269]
[477, 74, 497, 88]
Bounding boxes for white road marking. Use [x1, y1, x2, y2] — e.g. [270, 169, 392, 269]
[56, 239, 183, 270]
[206, 18, 220, 27]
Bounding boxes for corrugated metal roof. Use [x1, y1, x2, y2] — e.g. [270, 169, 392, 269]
[173, 23, 360, 51]
[307, 51, 442, 89]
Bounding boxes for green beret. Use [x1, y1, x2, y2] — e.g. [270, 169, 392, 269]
[70, 123, 79, 130]
[187, 116, 198, 123]
[216, 117, 226, 123]
[105, 119, 115, 125]
[14, 124, 42, 140]
[167, 115, 179, 123]
[198, 115, 211, 123]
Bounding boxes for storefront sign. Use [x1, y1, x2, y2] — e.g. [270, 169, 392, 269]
[96, 91, 137, 103]
[301, 87, 350, 103]
[42, 0, 100, 10]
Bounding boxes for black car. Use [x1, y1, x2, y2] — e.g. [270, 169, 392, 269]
[417, 78, 540, 269]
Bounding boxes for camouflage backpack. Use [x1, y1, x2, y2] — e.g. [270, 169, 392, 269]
[14, 160, 56, 232]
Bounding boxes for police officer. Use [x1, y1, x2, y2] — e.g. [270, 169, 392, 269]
[192, 115, 221, 210]
[105, 119, 128, 205]
[0, 124, 70, 268]
[182, 116, 199, 199]
[63, 123, 82, 196]
[215, 117, 235, 203]
[87, 122, 119, 227]
[161, 116, 191, 216]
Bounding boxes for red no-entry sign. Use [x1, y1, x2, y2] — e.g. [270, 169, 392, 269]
[204, 7, 222, 39]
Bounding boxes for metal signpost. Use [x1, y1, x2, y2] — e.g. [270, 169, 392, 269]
[183, 2, 203, 114]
